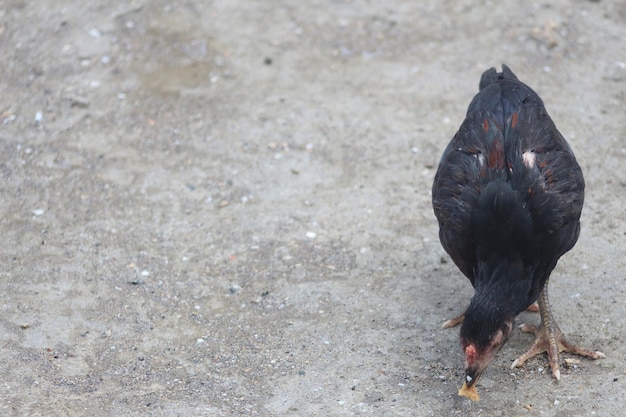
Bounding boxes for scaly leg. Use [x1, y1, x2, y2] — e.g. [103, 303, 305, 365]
[511, 280, 605, 379]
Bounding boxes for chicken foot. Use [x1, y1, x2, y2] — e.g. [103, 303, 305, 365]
[511, 281, 605, 379]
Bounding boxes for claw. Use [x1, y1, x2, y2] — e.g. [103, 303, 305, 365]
[518, 323, 537, 333]
[512, 284, 605, 380]
[442, 312, 465, 329]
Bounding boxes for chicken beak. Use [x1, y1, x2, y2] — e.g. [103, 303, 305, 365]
[464, 366, 482, 388]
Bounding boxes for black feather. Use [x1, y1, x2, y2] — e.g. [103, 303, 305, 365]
[432, 65, 584, 346]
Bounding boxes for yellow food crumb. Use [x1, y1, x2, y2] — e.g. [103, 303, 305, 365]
[458, 382, 480, 401]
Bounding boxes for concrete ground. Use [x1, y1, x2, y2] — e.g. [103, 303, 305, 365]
[1, 1, 625, 416]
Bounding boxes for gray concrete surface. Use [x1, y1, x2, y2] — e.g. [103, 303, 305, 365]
[1, 1, 625, 416]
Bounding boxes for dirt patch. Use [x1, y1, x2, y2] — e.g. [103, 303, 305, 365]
[1, 1, 625, 416]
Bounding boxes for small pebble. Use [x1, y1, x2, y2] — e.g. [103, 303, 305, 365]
[141, 270, 150, 277]
[89, 28, 102, 38]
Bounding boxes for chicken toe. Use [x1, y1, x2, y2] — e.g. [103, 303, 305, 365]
[511, 284, 605, 379]
[442, 312, 465, 329]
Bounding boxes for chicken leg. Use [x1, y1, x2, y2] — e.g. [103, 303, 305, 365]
[511, 280, 605, 379]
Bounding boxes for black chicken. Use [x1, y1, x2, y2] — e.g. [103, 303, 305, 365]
[431, 65, 604, 391]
